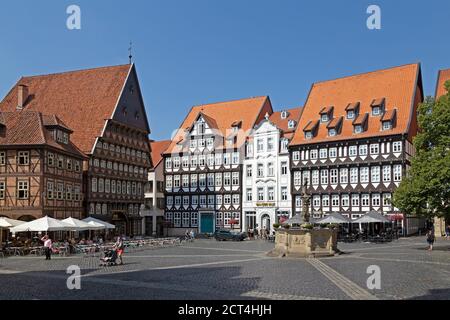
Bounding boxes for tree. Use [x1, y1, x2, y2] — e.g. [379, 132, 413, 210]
[393, 81, 450, 220]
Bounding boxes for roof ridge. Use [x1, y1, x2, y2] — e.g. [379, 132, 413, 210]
[192, 95, 268, 108]
[21, 64, 132, 80]
[312, 63, 419, 87]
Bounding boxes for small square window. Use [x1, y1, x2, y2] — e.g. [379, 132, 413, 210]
[328, 129, 336, 137]
[382, 121, 391, 131]
[305, 131, 313, 139]
[372, 107, 380, 116]
[347, 110, 355, 119]
[354, 125, 363, 134]
[321, 114, 328, 123]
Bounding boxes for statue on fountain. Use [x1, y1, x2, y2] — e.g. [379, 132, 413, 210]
[300, 180, 311, 224]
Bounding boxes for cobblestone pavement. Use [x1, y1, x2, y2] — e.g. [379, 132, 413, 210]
[0, 237, 449, 300]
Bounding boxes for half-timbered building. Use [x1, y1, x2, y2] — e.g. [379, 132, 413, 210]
[0, 111, 85, 222]
[0, 64, 152, 235]
[289, 64, 424, 232]
[163, 97, 273, 235]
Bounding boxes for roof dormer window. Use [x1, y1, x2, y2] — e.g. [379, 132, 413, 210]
[382, 121, 392, 131]
[288, 120, 296, 129]
[371, 98, 385, 116]
[345, 102, 360, 120]
[281, 111, 288, 119]
[305, 131, 313, 140]
[347, 110, 355, 119]
[354, 125, 363, 134]
[328, 128, 337, 137]
[319, 106, 334, 123]
[321, 114, 328, 123]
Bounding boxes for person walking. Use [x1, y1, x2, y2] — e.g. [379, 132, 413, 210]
[426, 229, 435, 251]
[445, 225, 450, 240]
[114, 236, 125, 265]
[41, 235, 53, 260]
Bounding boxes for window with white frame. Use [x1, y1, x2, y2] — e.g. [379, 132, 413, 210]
[199, 174, 206, 187]
[191, 175, 198, 188]
[370, 144, 379, 155]
[294, 172, 302, 186]
[281, 162, 288, 175]
[174, 213, 181, 227]
[330, 169, 338, 184]
[200, 195, 207, 206]
[332, 195, 339, 207]
[174, 196, 182, 206]
[281, 139, 289, 152]
[340, 168, 348, 184]
[393, 165, 402, 182]
[281, 187, 288, 201]
[232, 194, 240, 205]
[18, 151, 29, 165]
[92, 178, 98, 192]
[257, 164, 264, 178]
[288, 120, 296, 129]
[349, 146, 357, 157]
[47, 181, 54, 199]
[354, 125, 363, 134]
[372, 193, 381, 207]
[328, 129, 337, 137]
[360, 167, 369, 183]
[165, 212, 173, 224]
[293, 151, 300, 161]
[208, 195, 215, 206]
[359, 145, 368, 156]
[257, 139, 264, 153]
[207, 138, 214, 148]
[371, 166, 380, 183]
[190, 155, 198, 168]
[47, 153, 54, 167]
[182, 156, 189, 169]
[347, 110, 355, 119]
[182, 175, 190, 188]
[321, 170, 328, 185]
[173, 157, 180, 169]
[166, 196, 174, 207]
[191, 196, 198, 206]
[383, 193, 392, 206]
[246, 189, 252, 202]
[182, 213, 190, 227]
[329, 148, 337, 158]
[322, 195, 330, 207]
[305, 131, 313, 139]
[296, 196, 302, 208]
[310, 149, 318, 160]
[342, 194, 350, 207]
[191, 213, 198, 227]
[190, 139, 197, 149]
[302, 170, 310, 186]
[267, 137, 274, 152]
[319, 149, 327, 159]
[257, 188, 264, 201]
[224, 173, 231, 186]
[232, 172, 239, 186]
[105, 179, 110, 194]
[199, 155, 206, 166]
[232, 152, 239, 165]
[223, 154, 230, 165]
[246, 165, 252, 177]
[351, 194, 360, 207]
[372, 106, 381, 116]
[267, 187, 275, 201]
[312, 170, 319, 185]
[198, 139, 206, 148]
[183, 196, 190, 207]
[215, 154, 223, 166]
[224, 195, 231, 205]
[174, 175, 180, 188]
[207, 174, 214, 187]
[393, 141, 402, 153]
[382, 121, 392, 131]
[361, 194, 370, 207]
[350, 168, 358, 183]
[267, 162, 274, 177]
[216, 195, 222, 205]
[215, 173, 222, 187]
[313, 195, 320, 208]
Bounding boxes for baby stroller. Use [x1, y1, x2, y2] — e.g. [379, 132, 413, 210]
[100, 249, 118, 266]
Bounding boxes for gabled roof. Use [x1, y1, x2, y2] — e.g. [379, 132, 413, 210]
[0, 64, 133, 154]
[0, 111, 85, 157]
[150, 140, 171, 168]
[435, 68, 450, 98]
[268, 107, 303, 136]
[165, 96, 272, 154]
[291, 63, 422, 145]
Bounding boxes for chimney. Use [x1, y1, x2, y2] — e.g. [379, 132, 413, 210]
[17, 85, 29, 109]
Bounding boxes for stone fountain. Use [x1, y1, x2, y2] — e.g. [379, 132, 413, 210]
[268, 182, 339, 258]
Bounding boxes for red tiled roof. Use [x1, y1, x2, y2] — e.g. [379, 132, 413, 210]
[327, 116, 343, 129]
[381, 109, 397, 122]
[291, 63, 421, 146]
[436, 69, 450, 98]
[353, 113, 369, 126]
[0, 111, 85, 157]
[304, 120, 319, 132]
[0, 64, 132, 154]
[268, 107, 303, 135]
[165, 96, 272, 154]
[150, 140, 171, 167]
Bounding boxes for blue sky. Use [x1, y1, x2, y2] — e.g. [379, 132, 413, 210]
[1, 0, 449, 140]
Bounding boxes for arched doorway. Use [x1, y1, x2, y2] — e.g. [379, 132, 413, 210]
[261, 214, 271, 232]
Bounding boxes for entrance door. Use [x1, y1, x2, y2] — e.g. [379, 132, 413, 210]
[200, 213, 214, 234]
